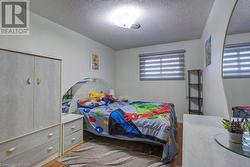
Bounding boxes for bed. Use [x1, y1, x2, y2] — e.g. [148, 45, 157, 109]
[232, 106, 250, 118]
[64, 78, 177, 163]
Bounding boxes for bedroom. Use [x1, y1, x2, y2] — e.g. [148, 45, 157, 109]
[0, 0, 249, 166]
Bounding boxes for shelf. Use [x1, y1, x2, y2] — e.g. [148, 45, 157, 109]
[188, 69, 202, 71]
[188, 69, 202, 115]
[188, 69, 202, 73]
[189, 109, 203, 115]
[189, 83, 202, 86]
[188, 96, 203, 100]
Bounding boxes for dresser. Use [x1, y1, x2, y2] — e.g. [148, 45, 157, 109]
[62, 114, 83, 154]
[183, 114, 250, 167]
[0, 49, 61, 166]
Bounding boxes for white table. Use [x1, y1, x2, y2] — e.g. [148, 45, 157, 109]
[182, 114, 250, 167]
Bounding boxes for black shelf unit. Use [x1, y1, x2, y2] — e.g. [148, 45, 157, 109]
[188, 69, 203, 115]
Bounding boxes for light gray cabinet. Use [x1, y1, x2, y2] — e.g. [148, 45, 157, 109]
[0, 49, 61, 166]
[34, 57, 61, 129]
[0, 50, 61, 142]
[0, 50, 34, 142]
[3, 139, 59, 167]
[0, 125, 59, 162]
[62, 114, 83, 154]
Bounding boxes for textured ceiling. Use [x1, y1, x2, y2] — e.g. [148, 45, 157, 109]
[30, 0, 215, 50]
[227, 0, 250, 35]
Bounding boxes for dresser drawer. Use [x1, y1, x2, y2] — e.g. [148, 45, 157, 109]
[64, 130, 82, 151]
[64, 118, 83, 136]
[2, 138, 59, 167]
[0, 125, 59, 161]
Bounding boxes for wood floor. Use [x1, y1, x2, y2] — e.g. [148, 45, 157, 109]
[171, 123, 183, 167]
[45, 123, 183, 167]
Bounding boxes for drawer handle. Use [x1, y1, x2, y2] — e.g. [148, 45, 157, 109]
[7, 147, 16, 153]
[48, 133, 54, 137]
[71, 138, 76, 142]
[47, 146, 54, 152]
[37, 78, 42, 85]
[71, 126, 76, 130]
[26, 78, 32, 85]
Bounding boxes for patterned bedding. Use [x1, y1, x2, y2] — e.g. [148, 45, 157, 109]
[77, 99, 177, 163]
[232, 106, 250, 118]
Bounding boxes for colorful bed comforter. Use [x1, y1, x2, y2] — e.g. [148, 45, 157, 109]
[232, 106, 250, 118]
[77, 100, 177, 163]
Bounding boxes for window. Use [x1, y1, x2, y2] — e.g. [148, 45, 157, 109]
[223, 43, 250, 78]
[139, 50, 185, 80]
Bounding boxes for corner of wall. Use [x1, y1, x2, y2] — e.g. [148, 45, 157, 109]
[201, 0, 237, 119]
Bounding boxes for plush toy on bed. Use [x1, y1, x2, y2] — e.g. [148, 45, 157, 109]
[77, 91, 118, 109]
[89, 91, 105, 99]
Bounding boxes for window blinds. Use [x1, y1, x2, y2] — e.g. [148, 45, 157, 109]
[139, 50, 185, 80]
[223, 43, 250, 78]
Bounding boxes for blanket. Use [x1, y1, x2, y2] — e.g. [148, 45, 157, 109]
[77, 100, 177, 163]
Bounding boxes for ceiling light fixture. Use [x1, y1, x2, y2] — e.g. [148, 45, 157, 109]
[108, 5, 142, 29]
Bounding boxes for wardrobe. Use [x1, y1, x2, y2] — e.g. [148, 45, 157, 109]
[0, 49, 61, 166]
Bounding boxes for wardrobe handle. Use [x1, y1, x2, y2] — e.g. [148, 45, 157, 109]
[48, 133, 54, 138]
[71, 138, 76, 142]
[47, 146, 53, 152]
[37, 78, 41, 85]
[7, 147, 16, 153]
[26, 78, 32, 85]
[71, 125, 76, 130]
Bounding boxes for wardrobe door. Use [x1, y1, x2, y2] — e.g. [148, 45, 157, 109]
[0, 50, 34, 142]
[34, 57, 61, 130]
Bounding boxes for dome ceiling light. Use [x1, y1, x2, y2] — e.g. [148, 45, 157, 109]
[108, 5, 142, 29]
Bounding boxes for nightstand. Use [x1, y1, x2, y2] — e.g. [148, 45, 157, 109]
[61, 114, 83, 155]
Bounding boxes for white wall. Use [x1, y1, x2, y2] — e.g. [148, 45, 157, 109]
[114, 40, 203, 122]
[0, 12, 115, 94]
[226, 32, 250, 45]
[223, 32, 250, 112]
[201, 0, 237, 119]
[224, 78, 250, 112]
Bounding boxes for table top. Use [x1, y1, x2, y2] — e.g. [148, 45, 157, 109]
[62, 113, 83, 124]
[215, 133, 250, 158]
